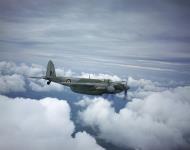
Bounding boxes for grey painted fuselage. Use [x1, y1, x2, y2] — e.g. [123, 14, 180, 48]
[45, 76, 125, 95]
[31, 60, 129, 96]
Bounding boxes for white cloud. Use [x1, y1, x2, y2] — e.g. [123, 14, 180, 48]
[56, 68, 74, 77]
[80, 72, 121, 81]
[79, 86, 190, 150]
[0, 95, 104, 150]
[126, 76, 168, 99]
[0, 61, 125, 93]
[29, 79, 64, 92]
[0, 74, 25, 93]
[0, 61, 44, 76]
[29, 67, 76, 92]
[75, 96, 95, 107]
[0, 61, 65, 92]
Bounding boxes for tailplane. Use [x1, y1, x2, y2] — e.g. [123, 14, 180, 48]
[29, 60, 56, 85]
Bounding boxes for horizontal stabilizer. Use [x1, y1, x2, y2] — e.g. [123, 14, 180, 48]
[29, 76, 45, 79]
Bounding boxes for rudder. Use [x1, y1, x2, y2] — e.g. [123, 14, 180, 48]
[46, 60, 56, 78]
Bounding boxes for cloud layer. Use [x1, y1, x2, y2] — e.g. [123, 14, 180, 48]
[0, 61, 123, 93]
[0, 1, 190, 149]
[1, 60, 190, 150]
[0, 95, 104, 150]
[0, 74, 25, 93]
[0, 61, 65, 93]
[0, 0, 190, 81]
[79, 86, 190, 150]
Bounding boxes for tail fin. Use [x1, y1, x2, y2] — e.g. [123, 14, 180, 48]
[46, 60, 56, 78]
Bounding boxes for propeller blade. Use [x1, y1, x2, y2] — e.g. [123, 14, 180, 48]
[122, 80, 129, 100]
[125, 88, 127, 96]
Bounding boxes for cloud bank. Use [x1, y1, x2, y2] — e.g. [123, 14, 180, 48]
[0, 74, 25, 93]
[0, 61, 65, 93]
[0, 95, 104, 150]
[79, 86, 190, 150]
[0, 61, 123, 93]
[1, 60, 190, 150]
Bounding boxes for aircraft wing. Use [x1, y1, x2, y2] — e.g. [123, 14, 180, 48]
[61, 82, 107, 89]
[29, 76, 45, 79]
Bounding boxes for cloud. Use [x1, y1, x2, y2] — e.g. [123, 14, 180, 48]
[0, 61, 44, 76]
[29, 79, 64, 92]
[0, 74, 25, 93]
[78, 86, 190, 150]
[0, 61, 65, 92]
[1, 0, 190, 77]
[126, 76, 167, 99]
[80, 72, 121, 81]
[29, 67, 77, 92]
[0, 95, 104, 150]
[0, 61, 126, 93]
[115, 76, 168, 99]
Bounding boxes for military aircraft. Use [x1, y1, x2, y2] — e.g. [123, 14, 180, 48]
[30, 60, 129, 98]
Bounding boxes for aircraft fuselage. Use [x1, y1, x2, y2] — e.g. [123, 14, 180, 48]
[45, 76, 125, 95]
[31, 60, 129, 97]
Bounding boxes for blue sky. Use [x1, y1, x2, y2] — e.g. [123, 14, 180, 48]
[0, 0, 190, 150]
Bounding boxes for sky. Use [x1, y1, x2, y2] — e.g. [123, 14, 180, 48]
[0, 0, 190, 150]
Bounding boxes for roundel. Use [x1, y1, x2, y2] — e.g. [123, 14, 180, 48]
[66, 79, 71, 83]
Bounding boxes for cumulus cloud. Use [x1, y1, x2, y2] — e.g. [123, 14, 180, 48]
[78, 86, 190, 150]
[29, 67, 77, 92]
[0, 61, 44, 76]
[29, 79, 64, 92]
[29, 67, 75, 92]
[0, 74, 25, 93]
[126, 76, 168, 99]
[0, 61, 65, 92]
[115, 76, 169, 99]
[0, 61, 125, 93]
[80, 72, 121, 81]
[0, 95, 104, 150]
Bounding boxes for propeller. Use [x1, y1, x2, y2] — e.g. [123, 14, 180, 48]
[122, 80, 129, 99]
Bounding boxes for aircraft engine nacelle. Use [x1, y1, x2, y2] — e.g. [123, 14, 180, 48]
[47, 81, 51, 85]
[107, 85, 115, 93]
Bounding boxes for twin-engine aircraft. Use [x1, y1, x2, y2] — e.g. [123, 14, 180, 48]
[31, 60, 129, 98]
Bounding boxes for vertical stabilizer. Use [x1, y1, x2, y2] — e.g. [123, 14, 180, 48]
[46, 60, 56, 78]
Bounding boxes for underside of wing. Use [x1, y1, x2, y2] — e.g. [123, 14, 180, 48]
[29, 76, 45, 79]
[62, 82, 106, 88]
